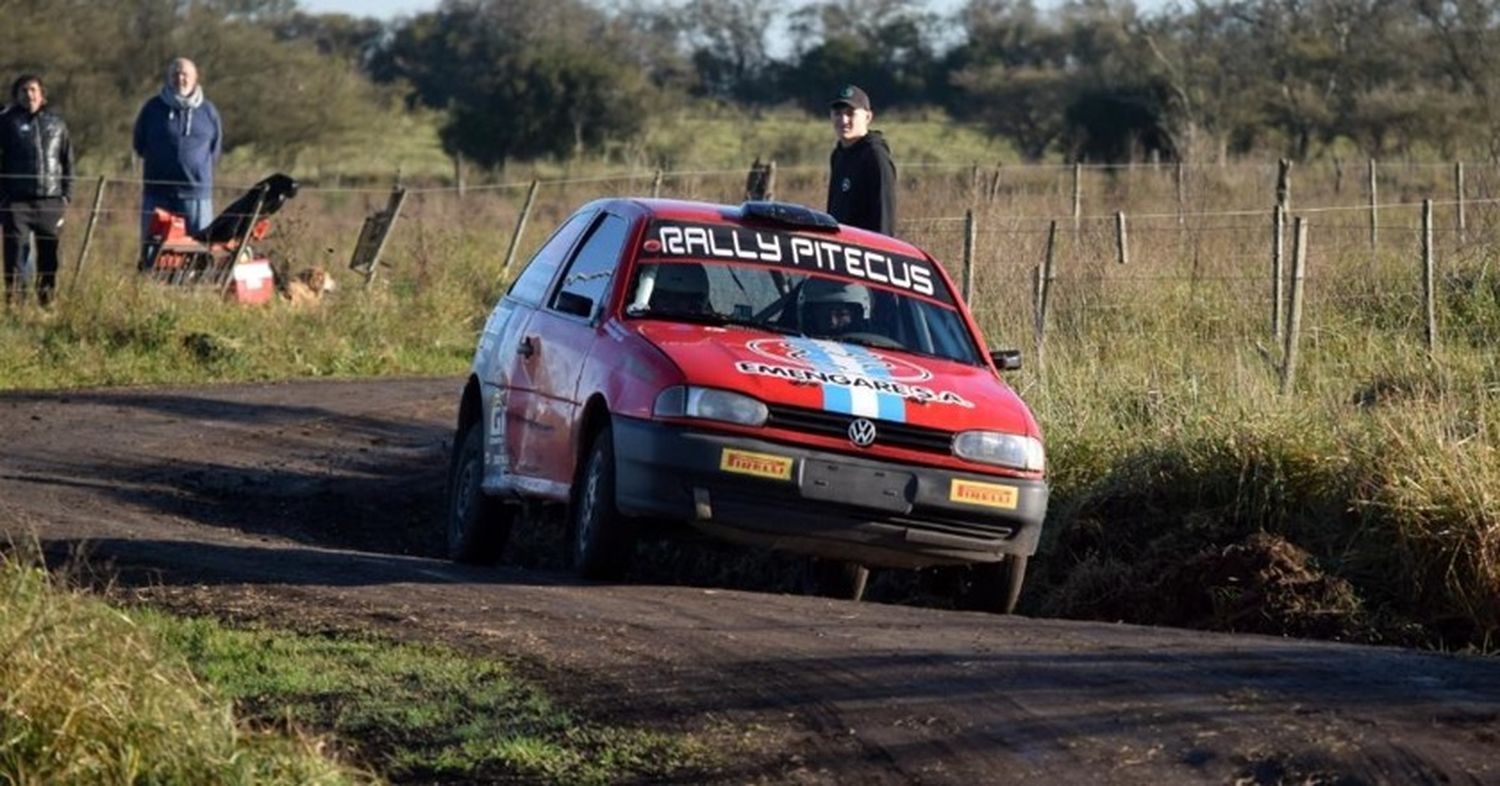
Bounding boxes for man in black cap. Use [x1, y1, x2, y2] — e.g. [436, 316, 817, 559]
[826, 84, 896, 236]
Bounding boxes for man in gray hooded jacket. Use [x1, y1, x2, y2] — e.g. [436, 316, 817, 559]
[133, 57, 222, 262]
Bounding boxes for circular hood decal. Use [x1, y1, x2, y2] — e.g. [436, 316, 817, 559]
[746, 338, 933, 383]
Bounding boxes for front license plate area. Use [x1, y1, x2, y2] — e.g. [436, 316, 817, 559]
[800, 461, 915, 513]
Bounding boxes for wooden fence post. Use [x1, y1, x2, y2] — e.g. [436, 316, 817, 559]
[1035, 220, 1058, 373]
[1280, 216, 1308, 395]
[1071, 163, 1082, 233]
[745, 158, 766, 200]
[1115, 211, 1129, 265]
[1032, 264, 1044, 375]
[1423, 198, 1438, 353]
[1175, 160, 1185, 225]
[1368, 159, 1379, 252]
[1271, 204, 1285, 340]
[1454, 161, 1467, 244]
[651, 169, 664, 198]
[1276, 158, 1292, 214]
[502, 179, 540, 273]
[744, 158, 777, 201]
[454, 153, 466, 199]
[961, 208, 976, 304]
[69, 175, 108, 293]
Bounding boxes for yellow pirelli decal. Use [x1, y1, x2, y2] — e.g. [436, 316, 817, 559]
[950, 479, 1020, 510]
[719, 448, 794, 481]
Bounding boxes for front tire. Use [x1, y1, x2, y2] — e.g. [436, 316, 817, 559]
[446, 421, 511, 564]
[960, 554, 1029, 614]
[571, 427, 636, 580]
[808, 558, 870, 601]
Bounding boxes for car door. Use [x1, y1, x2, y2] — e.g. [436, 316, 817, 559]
[478, 209, 595, 495]
[511, 211, 633, 488]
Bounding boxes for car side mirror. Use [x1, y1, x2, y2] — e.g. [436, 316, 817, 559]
[554, 291, 594, 319]
[990, 349, 1022, 371]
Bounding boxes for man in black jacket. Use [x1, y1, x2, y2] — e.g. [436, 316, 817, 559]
[0, 74, 73, 306]
[826, 84, 896, 236]
[0, 100, 33, 295]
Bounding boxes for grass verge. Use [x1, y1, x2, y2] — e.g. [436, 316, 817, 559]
[0, 548, 712, 784]
[151, 614, 713, 784]
[0, 548, 361, 784]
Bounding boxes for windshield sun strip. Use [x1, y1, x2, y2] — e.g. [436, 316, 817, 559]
[630, 256, 962, 312]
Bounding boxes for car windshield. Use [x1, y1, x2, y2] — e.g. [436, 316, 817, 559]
[624, 260, 983, 365]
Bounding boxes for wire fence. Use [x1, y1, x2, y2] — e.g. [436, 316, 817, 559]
[5, 159, 1498, 383]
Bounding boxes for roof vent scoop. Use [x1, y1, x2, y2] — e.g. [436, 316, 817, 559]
[738, 201, 840, 231]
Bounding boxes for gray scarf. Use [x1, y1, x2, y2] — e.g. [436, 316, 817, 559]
[160, 84, 204, 135]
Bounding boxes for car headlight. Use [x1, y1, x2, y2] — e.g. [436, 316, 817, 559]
[653, 386, 768, 427]
[952, 431, 1045, 472]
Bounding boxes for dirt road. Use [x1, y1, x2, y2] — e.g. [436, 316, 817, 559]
[2, 378, 1497, 785]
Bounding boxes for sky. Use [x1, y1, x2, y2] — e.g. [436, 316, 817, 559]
[300, 0, 434, 18]
[298, 0, 990, 20]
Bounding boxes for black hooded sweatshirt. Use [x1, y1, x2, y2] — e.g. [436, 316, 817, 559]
[826, 130, 896, 235]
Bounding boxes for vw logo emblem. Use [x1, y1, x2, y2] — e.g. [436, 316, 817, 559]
[848, 418, 877, 448]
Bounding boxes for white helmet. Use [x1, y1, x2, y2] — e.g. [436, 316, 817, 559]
[650, 263, 710, 310]
[799, 277, 870, 322]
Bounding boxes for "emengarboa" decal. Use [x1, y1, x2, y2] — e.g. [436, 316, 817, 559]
[737, 361, 973, 408]
[738, 338, 973, 414]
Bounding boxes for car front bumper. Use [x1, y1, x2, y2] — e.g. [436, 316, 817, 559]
[612, 416, 1048, 569]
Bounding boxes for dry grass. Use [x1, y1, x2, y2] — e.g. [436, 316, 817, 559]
[4, 155, 1498, 649]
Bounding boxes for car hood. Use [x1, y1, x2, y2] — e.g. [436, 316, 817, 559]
[633, 321, 1038, 436]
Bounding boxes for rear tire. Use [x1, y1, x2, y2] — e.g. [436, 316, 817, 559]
[446, 421, 511, 564]
[571, 427, 636, 580]
[808, 559, 870, 601]
[961, 555, 1028, 614]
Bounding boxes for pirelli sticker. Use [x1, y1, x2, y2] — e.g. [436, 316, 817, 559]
[720, 449, 794, 481]
[950, 479, 1019, 510]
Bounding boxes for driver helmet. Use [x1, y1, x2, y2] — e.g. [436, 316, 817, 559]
[649, 263, 711, 313]
[799, 277, 871, 335]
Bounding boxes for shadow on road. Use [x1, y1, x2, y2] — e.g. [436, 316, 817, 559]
[32, 536, 577, 590]
[0, 378, 458, 434]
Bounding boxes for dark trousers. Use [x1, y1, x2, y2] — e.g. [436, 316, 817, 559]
[2, 197, 65, 305]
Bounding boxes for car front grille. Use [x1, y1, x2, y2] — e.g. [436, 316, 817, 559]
[765, 404, 953, 454]
[706, 487, 1019, 546]
[886, 514, 1017, 543]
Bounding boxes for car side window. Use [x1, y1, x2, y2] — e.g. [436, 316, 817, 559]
[507, 209, 596, 306]
[549, 213, 629, 320]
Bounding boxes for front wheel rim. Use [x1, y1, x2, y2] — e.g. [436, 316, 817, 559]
[451, 451, 479, 547]
[575, 454, 603, 563]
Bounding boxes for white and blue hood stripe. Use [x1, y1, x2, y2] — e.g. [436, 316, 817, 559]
[787, 337, 907, 423]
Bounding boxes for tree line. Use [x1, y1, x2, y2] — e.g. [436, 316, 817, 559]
[4, 0, 1500, 171]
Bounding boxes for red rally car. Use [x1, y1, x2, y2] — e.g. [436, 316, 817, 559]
[447, 199, 1048, 613]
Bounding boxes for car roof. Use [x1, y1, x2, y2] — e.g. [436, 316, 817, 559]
[585, 197, 932, 260]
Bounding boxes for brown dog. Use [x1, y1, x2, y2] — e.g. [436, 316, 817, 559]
[285, 266, 336, 306]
